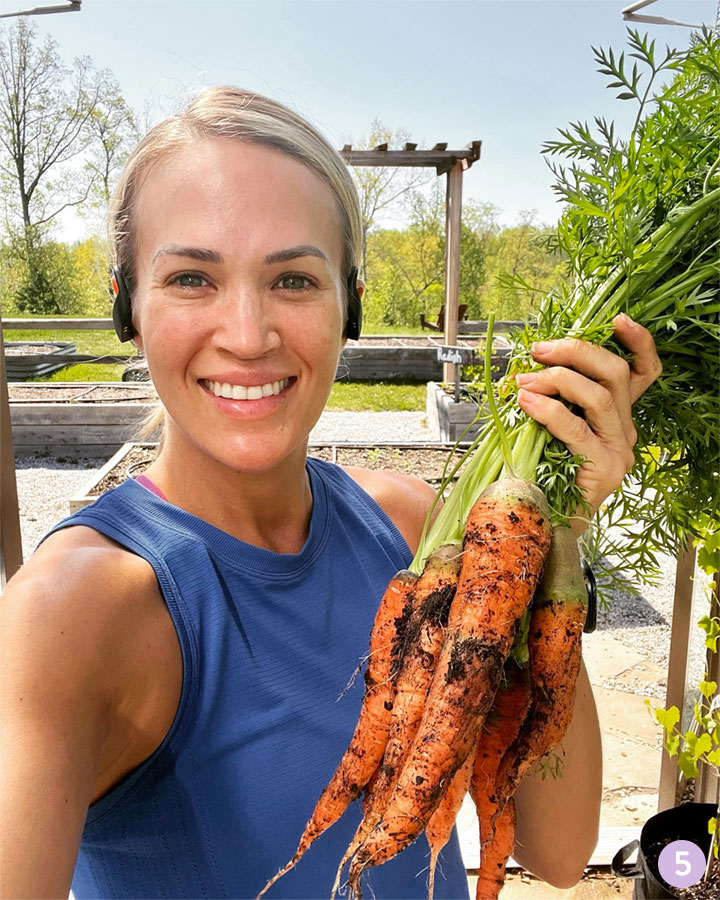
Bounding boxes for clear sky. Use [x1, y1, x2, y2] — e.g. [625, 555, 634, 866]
[8, 0, 716, 238]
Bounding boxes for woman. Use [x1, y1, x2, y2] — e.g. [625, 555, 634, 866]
[0, 87, 661, 900]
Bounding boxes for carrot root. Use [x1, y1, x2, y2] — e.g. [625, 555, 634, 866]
[348, 479, 552, 886]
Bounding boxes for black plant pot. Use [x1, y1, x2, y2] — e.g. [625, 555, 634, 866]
[612, 802, 718, 898]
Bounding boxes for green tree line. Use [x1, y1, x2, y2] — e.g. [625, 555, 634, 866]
[0, 20, 565, 327]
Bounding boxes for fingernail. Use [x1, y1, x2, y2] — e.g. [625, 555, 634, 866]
[517, 389, 536, 405]
[531, 341, 552, 355]
[515, 372, 538, 385]
[615, 313, 633, 327]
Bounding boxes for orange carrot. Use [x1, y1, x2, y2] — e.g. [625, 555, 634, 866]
[331, 544, 462, 899]
[492, 526, 586, 824]
[474, 798, 516, 900]
[426, 751, 474, 900]
[470, 662, 530, 851]
[347, 478, 552, 893]
[257, 568, 417, 899]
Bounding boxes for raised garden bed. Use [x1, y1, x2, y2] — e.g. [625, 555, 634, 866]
[9, 382, 160, 457]
[4, 341, 77, 380]
[70, 441, 473, 511]
[426, 381, 494, 443]
[122, 336, 510, 384]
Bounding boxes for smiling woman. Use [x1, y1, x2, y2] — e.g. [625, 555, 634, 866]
[0, 86, 472, 900]
[0, 85, 660, 900]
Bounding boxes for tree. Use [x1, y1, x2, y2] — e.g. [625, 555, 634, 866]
[84, 73, 138, 207]
[344, 119, 434, 281]
[0, 19, 135, 314]
[0, 19, 105, 234]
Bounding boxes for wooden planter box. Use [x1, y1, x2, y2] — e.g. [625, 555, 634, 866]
[69, 440, 470, 511]
[4, 341, 77, 380]
[9, 382, 160, 457]
[426, 381, 489, 443]
[122, 337, 509, 385]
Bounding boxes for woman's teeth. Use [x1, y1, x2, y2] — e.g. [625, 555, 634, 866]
[203, 377, 289, 400]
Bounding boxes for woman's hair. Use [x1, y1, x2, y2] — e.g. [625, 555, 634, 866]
[109, 86, 363, 449]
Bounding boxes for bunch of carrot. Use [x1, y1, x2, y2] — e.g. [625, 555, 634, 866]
[257, 461, 589, 899]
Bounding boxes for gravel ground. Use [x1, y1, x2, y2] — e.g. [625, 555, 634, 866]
[12, 409, 708, 708]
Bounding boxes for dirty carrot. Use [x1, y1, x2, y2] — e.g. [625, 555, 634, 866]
[331, 544, 461, 899]
[426, 751, 474, 900]
[474, 798, 517, 900]
[492, 526, 587, 824]
[347, 479, 552, 891]
[470, 662, 530, 851]
[256, 568, 417, 899]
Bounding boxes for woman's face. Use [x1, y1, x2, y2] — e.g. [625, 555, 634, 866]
[131, 137, 346, 475]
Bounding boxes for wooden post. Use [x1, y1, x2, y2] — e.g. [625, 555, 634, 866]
[658, 545, 698, 811]
[443, 160, 463, 384]
[696, 571, 720, 805]
[0, 316, 24, 588]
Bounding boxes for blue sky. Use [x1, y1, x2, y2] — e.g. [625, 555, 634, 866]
[14, 0, 717, 237]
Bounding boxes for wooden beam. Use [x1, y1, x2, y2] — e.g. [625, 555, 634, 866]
[431, 142, 448, 151]
[0, 316, 24, 588]
[341, 145, 480, 171]
[658, 544, 698, 811]
[404, 142, 418, 151]
[373, 142, 388, 151]
[3, 317, 115, 330]
[443, 160, 463, 384]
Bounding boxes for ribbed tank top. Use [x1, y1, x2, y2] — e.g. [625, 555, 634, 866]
[35, 457, 469, 900]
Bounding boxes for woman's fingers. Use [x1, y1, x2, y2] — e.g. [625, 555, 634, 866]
[611, 314, 663, 403]
[529, 327, 643, 446]
[515, 366, 628, 447]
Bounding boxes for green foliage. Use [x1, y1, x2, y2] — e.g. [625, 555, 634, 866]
[0, 234, 112, 317]
[363, 195, 564, 330]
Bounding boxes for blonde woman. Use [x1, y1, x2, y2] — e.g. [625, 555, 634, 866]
[0, 87, 661, 899]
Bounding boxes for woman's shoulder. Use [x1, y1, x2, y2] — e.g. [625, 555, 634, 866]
[6, 524, 163, 668]
[339, 465, 439, 556]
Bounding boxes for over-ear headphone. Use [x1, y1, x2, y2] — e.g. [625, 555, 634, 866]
[110, 264, 363, 342]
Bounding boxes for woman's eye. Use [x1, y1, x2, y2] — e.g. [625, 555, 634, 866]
[276, 273, 315, 291]
[171, 272, 208, 289]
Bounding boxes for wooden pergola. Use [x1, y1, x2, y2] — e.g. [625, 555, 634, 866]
[341, 140, 482, 383]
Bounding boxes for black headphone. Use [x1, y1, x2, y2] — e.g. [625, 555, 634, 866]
[111, 265, 363, 343]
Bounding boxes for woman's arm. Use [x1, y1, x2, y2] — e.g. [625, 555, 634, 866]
[0, 538, 154, 899]
[511, 659, 602, 888]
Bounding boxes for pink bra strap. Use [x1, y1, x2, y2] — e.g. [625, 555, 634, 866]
[134, 473, 168, 501]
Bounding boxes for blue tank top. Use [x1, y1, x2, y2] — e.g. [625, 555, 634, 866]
[35, 457, 470, 900]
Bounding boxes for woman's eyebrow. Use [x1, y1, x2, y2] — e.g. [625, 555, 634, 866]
[152, 244, 329, 266]
[264, 245, 330, 265]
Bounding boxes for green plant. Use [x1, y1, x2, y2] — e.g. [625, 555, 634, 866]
[648, 527, 720, 880]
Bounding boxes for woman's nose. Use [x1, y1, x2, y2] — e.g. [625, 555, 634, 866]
[211, 286, 281, 358]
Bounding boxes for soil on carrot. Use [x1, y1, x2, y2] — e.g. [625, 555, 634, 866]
[87, 444, 472, 497]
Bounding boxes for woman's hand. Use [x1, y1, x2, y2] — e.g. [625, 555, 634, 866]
[514, 314, 662, 534]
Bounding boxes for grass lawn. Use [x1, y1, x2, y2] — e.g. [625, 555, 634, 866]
[28, 364, 127, 382]
[4, 328, 128, 356]
[326, 382, 426, 411]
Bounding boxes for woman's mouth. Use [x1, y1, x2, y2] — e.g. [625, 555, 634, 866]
[199, 377, 292, 400]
